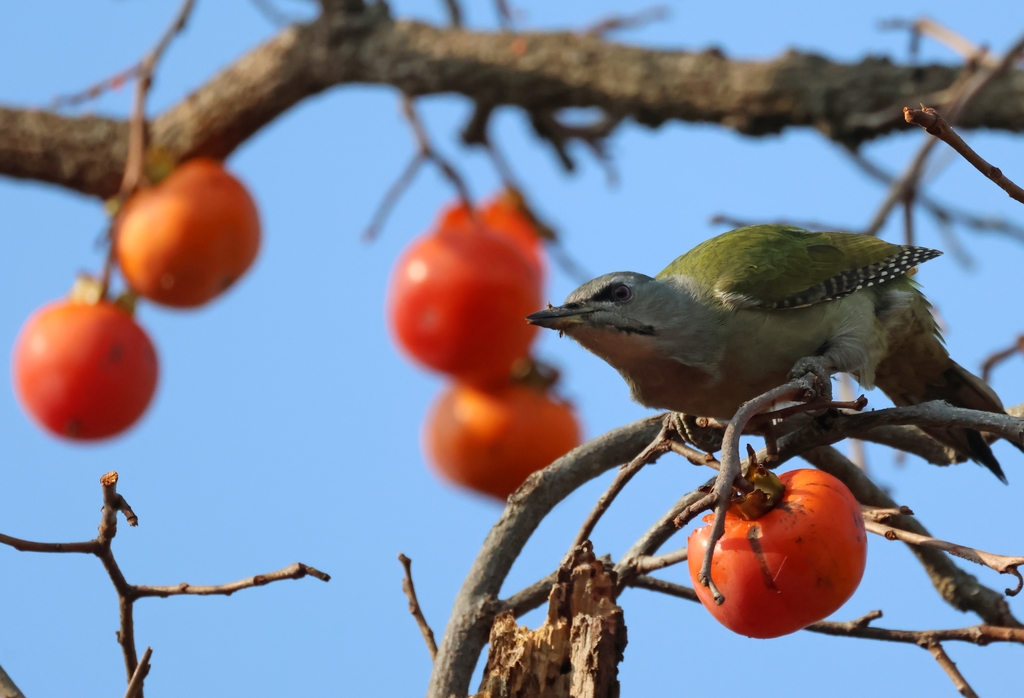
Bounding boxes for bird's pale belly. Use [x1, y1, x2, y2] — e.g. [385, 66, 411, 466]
[625, 305, 852, 419]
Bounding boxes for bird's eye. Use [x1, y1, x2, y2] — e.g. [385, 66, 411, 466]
[612, 284, 633, 302]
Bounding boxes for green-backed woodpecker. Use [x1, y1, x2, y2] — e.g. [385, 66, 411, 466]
[527, 225, 1014, 482]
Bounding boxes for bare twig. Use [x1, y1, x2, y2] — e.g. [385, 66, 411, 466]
[982, 335, 1024, 382]
[398, 554, 438, 660]
[123, 647, 153, 698]
[98, 0, 197, 296]
[133, 562, 330, 598]
[0, 472, 328, 695]
[118, 0, 197, 199]
[361, 152, 426, 242]
[361, 97, 472, 241]
[440, 0, 463, 27]
[631, 546, 688, 574]
[493, 0, 513, 29]
[861, 505, 915, 523]
[864, 32, 1024, 236]
[710, 214, 857, 233]
[529, 109, 623, 182]
[880, 17, 998, 67]
[585, 6, 669, 37]
[250, 0, 298, 27]
[402, 96, 473, 208]
[497, 572, 559, 619]
[51, 67, 139, 110]
[570, 418, 674, 550]
[927, 643, 979, 698]
[905, 106, 1024, 205]
[865, 520, 1024, 596]
[846, 148, 1024, 245]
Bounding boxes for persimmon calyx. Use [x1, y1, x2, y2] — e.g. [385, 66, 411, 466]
[729, 465, 786, 521]
[68, 275, 105, 305]
[67, 276, 138, 316]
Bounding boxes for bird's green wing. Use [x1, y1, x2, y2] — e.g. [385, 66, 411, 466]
[657, 225, 941, 309]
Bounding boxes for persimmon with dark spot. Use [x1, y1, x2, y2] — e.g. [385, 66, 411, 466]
[13, 298, 159, 440]
[687, 468, 867, 638]
[424, 382, 580, 500]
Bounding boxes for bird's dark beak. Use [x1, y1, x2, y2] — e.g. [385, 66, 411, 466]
[526, 304, 593, 330]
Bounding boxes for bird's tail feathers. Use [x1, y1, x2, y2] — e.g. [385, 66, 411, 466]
[877, 357, 1009, 483]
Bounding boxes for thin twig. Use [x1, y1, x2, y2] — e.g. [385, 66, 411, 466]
[584, 6, 669, 36]
[440, 0, 462, 27]
[498, 572, 559, 619]
[123, 647, 153, 698]
[0, 472, 329, 695]
[570, 419, 674, 549]
[100, 0, 197, 296]
[361, 97, 473, 241]
[133, 562, 330, 598]
[846, 148, 1024, 244]
[879, 17, 998, 67]
[905, 106, 1024, 205]
[928, 643, 979, 698]
[361, 152, 426, 241]
[494, 0, 513, 29]
[865, 520, 1024, 596]
[861, 505, 915, 523]
[250, 0, 297, 27]
[981, 335, 1024, 383]
[864, 32, 1024, 236]
[632, 546, 688, 574]
[398, 554, 438, 660]
[402, 96, 473, 208]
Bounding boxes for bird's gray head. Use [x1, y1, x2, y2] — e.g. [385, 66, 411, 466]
[526, 272, 667, 337]
[527, 271, 725, 412]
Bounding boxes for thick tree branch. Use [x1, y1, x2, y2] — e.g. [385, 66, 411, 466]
[4, 8, 1024, 199]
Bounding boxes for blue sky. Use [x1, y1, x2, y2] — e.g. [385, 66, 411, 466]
[2, 1, 1024, 696]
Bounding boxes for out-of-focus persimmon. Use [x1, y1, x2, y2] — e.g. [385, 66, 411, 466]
[436, 194, 546, 276]
[387, 209, 542, 385]
[115, 157, 261, 308]
[687, 468, 867, 638]
[424, 382, 581, 500]
[12, 295, 158, 440]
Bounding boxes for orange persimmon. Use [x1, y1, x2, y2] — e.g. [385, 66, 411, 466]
[687, 468, 867, 638]
[13, 298, 158, 440]
[115, 157, 260, 308]
[424, 382, 580, 499]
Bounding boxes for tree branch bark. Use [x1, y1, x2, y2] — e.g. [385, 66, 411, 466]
[4, 6, 1024, 199]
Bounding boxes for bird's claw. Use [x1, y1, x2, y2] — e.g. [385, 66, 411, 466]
[788, 356, 835, 402]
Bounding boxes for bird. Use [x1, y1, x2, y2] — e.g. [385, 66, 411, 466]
[527, 224, 1014, 482]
